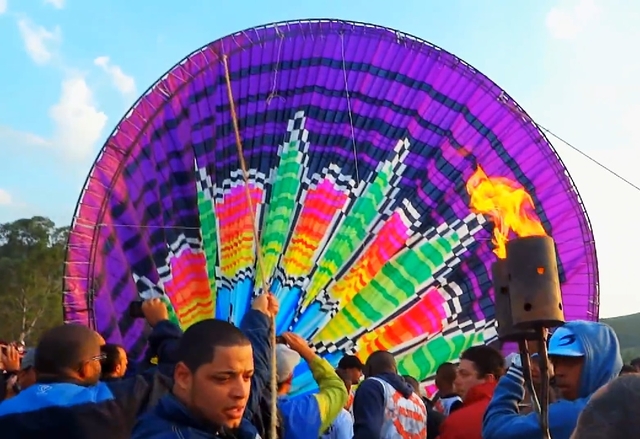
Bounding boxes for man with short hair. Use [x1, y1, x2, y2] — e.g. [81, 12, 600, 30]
[132, 293, 278, 439]
[352, 350, 427, 439]
[571, 374, 640, 439]
[437, 345, 504, 439]
[433, 362, 462, 415]
[100, 344, 128, 380]
[0, 298, 183, 439]
[137, 319, 257, 438]
[483, 321, 623, 439]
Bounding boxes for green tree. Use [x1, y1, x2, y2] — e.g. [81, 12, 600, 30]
[0, 216, 68, 345]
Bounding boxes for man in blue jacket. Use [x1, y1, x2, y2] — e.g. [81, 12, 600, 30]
[0, 310, 182, 439]
[482, 320, 623, 439]
[132, 293, 277, 439]
[352, 350, 427, 439]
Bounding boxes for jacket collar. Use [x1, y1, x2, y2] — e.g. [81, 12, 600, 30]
[156, 394, 259, 438]
[464, 381, 497, 405]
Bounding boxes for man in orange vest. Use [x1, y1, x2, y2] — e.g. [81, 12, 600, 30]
[353, 351, 427, 439]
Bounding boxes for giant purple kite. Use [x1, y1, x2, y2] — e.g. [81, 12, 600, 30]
[63, 19, 598, 395]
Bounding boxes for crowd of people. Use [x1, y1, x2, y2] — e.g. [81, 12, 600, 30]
[0, 294, 634, 438]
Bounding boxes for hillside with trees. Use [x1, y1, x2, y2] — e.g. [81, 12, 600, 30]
[0, 215, 638, 358]
[602, 313, 640, 362]
[0, 216, 68, 344]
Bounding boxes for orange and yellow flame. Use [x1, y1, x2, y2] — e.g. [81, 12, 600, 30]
[466, 165, 546, 258]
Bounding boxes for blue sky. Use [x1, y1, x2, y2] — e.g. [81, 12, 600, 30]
[0, 0, 638, 317]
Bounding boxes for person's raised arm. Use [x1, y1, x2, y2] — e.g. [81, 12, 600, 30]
[482, 365, 581, 439]
[282, 332, 348, 433]
[105, 299, 180, 418]
[142, 299, 183, 372]
[240, 293, 278, 422]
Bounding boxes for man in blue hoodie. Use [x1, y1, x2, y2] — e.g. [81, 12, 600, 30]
[482, 320, 623, 439]
[352, 350, 427, 439]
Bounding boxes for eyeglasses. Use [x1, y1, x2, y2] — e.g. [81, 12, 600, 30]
[76, 353, 107, 374]
[91, 354, 107, 361]
[90, 353, 107, 362]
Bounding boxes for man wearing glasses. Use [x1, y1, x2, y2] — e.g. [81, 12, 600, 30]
[0, 298, 182, 439]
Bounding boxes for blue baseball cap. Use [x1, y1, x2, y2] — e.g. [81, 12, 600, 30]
[548, 326, 585, 357]
[21, 348, 36, 370]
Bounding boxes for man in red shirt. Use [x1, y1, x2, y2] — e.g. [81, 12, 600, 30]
[437, 346, 505, 439]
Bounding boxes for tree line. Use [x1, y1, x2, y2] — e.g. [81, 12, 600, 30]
[0, 216, 67, 345]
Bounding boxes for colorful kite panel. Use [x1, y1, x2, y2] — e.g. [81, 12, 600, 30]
[63, 20, 598, 395]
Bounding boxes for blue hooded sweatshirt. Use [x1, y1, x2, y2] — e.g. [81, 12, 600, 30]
[352, 372, 417, 439]
[482, 320, 623, 439]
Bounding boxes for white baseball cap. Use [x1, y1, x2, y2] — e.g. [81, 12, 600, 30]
[275, 344, 301, 383]
[548, 326, 585, 357]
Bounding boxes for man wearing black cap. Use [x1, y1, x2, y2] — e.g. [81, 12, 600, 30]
[338, 355, 364, 384]
[337, 354, 364, 410]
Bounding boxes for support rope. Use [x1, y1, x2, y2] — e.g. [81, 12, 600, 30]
[222, 54, 278, 439]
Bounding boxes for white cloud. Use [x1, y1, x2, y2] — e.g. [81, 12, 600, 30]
[5, 14, 108, 162]
[545, 0, 599, 40]
[44, 0, 64, 9]
[0, 0, 7, 15]
[0, 77, 107, 161]
[0, 189, 12, 206]
[17, 18, 61, 65]
[49, 77, 108, 160]
[94, 56, 136, 97]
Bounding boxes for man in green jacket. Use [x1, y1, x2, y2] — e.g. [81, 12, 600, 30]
[275, 332, 347, 439]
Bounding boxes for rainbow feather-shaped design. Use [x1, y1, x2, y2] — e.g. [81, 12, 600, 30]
[131, 111, 497, 395]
